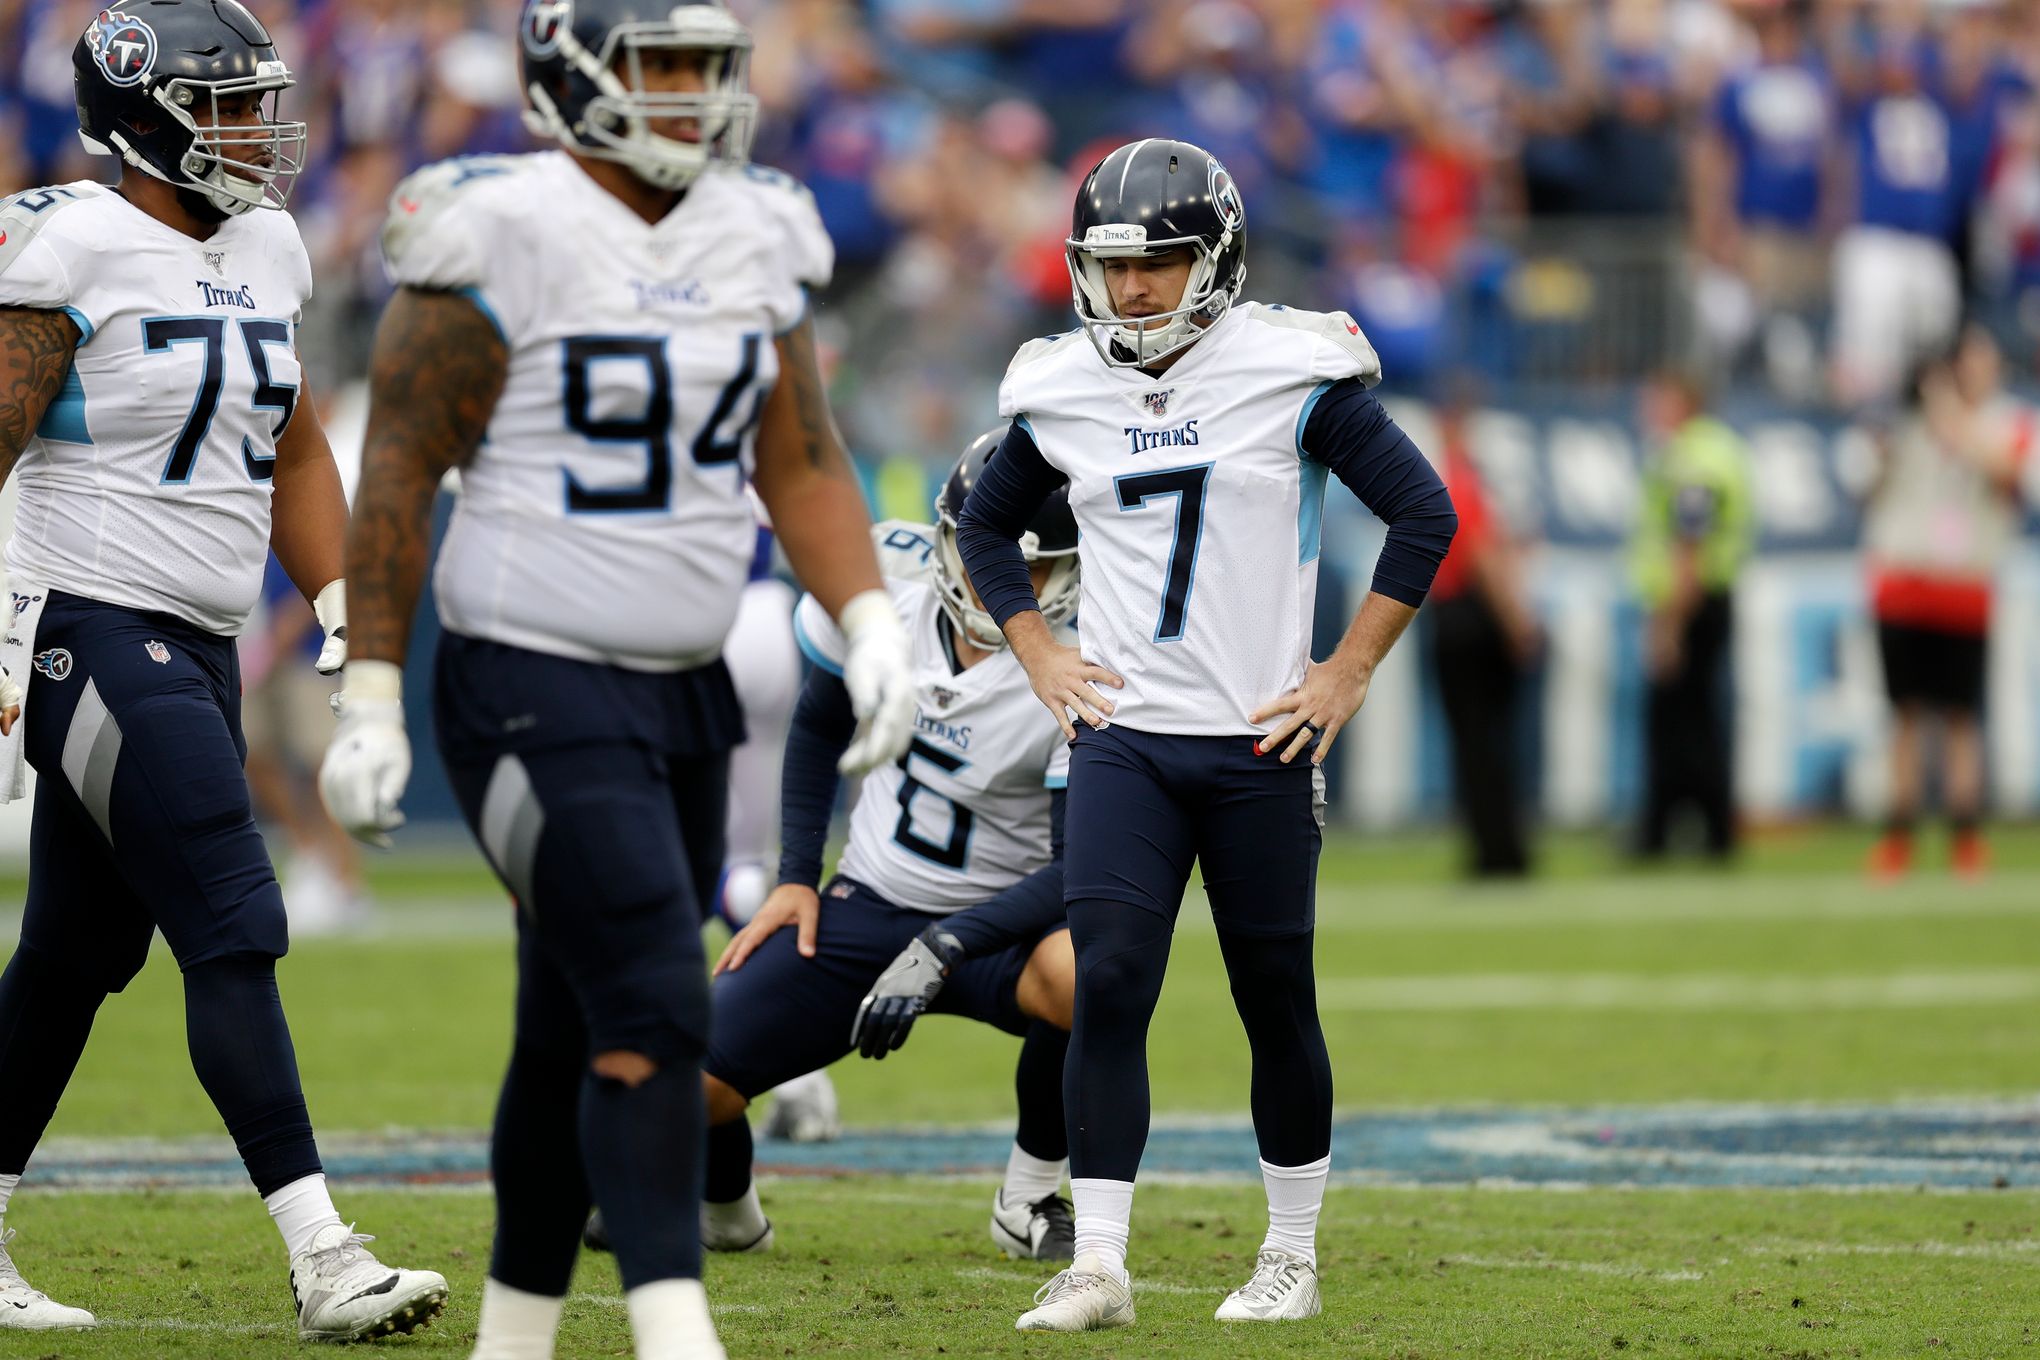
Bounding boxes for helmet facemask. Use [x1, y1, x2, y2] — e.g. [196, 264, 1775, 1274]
[525, 7, 759, 191]
[933, 517, 1080, 652]
[1066, 226, 1244, 369]
[84, 62, 305, 215]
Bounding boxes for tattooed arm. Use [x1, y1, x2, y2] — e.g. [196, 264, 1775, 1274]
[750, 314, 887, 619]
[343, 287, 506, 666]
[268, 386, 347, 603]
[0, 307, 81, 489]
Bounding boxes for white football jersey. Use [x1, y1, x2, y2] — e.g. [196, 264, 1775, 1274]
[383, 151, 832, 671]
[998, 302, 1380, 736]
[795, 522, 1070, 914]
[0, 182, 313, 634]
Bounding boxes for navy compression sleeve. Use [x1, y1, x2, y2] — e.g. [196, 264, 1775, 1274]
[933, 789, 1068, 958]
[1300, 380, 1458, 605]
[954, 419, 1067, 629]
[775, 664, 857, 889]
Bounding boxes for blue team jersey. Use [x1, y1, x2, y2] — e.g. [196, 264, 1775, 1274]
[1714, 58, 1832, 229]
[1852, 90, 1960, 240]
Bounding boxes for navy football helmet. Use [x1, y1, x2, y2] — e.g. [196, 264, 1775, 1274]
[1067, 139, 1247, 367]
[519, 0, 758, 191]
[73, 0, 305, 216]
[933, 427, 1080, 650]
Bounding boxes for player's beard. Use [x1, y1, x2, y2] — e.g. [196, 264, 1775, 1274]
[175, 183, 233, 226]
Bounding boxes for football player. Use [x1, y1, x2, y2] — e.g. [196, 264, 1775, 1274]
[694, 430, 1084, 1262]
[956, 139, 1457, 1329]
[0, 0, 447, 1341]
[315, 2, 916, 1357]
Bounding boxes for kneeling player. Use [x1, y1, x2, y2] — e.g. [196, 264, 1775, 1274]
[708, 433, 1083, 1259]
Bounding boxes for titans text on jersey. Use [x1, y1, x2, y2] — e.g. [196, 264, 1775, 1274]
[792, 522, 1069, 912]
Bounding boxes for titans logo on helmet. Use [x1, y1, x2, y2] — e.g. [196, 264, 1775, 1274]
[85, 9, 157, 88]
[1207, 160, 1244, 235]
[522, 0, 572, 56]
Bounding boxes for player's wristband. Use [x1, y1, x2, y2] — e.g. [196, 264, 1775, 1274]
[342, 659, 404, 708]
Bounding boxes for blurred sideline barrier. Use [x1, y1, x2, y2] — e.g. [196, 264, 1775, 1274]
[0, 384, 2033, 863]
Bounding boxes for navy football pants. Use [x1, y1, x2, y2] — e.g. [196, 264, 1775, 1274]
[1061, 723, 1334, 1180]
[0, 592, 318, 1195]
[436, 631, 735, 1295]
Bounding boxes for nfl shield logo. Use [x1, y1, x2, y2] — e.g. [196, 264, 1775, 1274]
[930, 685, 959, 710]
[1141, 389, 1172, 418]
[145, 640, 170, 664]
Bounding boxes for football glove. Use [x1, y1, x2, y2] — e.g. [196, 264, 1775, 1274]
[850, 926, 963, 1059]
[312, 579, 348, 676]
[836, 588, 916, 775]
[0, 663, 20, 727]
[318, 660, 410, 847]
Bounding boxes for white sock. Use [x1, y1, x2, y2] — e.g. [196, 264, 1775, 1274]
[264, 1173, 345, 1259]
[1259, 1154, 1330, 1268]
[626, 1277, 721, 1358]
[1070, 1177, 1134, 1279]
[471, 1277, 565, 1360]
[0, 1172, 19, 1219]
[701, 1182, 767, 1244]
[1001, 1144, 1067, 1207]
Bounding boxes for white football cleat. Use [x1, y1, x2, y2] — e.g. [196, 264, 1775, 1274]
[761, 1070, 840, 1143]
[1214, 1248, 1322, 1321]
[290, 1224, 448, 1342]
[1014, 1252, 1135, 1332]
[990, 1189, 1074, 1262]
[0, 1228, 96, 1331]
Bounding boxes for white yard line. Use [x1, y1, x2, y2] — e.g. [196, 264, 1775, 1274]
[92, 1318, 290, 1335]
[1435, 1253, 1705, 1282]
[1747, 1237, 2040, 1261]
[955, 1265, 1221, 1296]
[1319, 968, 2040, 1011]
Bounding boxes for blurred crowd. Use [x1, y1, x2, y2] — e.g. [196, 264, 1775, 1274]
[6, 0, 2040, 463]
[1, 0, 2034, 886]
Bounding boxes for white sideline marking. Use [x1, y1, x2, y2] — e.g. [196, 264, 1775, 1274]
[1749, 1238, 2040, 1261]
[1306, 874, 2040, 934]
[956, 1265, 1221, 1296]
[1436, 1253, 1704, 1282]
[95, 1318, 289, 1335]
[1319, 968, 2040, 1012]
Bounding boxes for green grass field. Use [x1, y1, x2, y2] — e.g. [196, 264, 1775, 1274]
[1, 824, 2036, 1357]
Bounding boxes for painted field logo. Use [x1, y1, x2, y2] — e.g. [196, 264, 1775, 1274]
[144, 640, 170, 664]
[33, 648, 71, 681]
[86, 9, 157, 88]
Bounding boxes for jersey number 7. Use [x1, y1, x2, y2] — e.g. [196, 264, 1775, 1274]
[1114, 463, 1212, 644]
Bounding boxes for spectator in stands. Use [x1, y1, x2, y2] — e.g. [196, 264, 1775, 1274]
[1590, 0, 1681, 217]
[1630, 369, 1754, 860]
[1862, 325, 2033, 879]
[1427, 391, 1542, 878]
[1497, 0, 1600, 216]
[1691, 0, 1836, 389]
[1830, 19, 1964, 406]
[1976, 87, 2040, 364]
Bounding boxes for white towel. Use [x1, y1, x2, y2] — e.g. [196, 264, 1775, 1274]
[0, 582, 50, 803]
